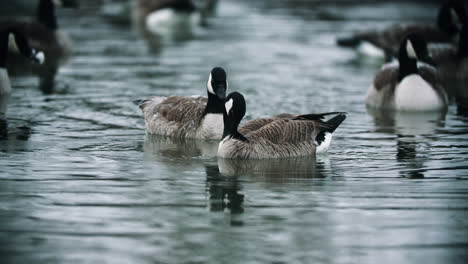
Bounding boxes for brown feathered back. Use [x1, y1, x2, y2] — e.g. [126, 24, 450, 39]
[141, 96, 208, 138]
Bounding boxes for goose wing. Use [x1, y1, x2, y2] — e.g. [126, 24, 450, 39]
[245, 118, 332, 145]
[238, 113, 294, 135]
[373, 63, 399, 91]
[418, 64, 447, 103]
[151, 95, 206, 124]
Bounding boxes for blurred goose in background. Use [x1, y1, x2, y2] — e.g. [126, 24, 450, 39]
[133, 0, 218, 38]
[337, 0, 467, 60]
[218, 92, 346, 159]
[1, 28, 44, 95]
[135, 67, 228, 139]
[430, 24, 468, 80]
[0, 0, 74, 90]
[0, 0, 78, 18]
[366, 34, 448, 111]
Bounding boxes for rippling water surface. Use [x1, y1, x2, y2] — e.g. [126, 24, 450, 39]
[1, 1, 468, 263]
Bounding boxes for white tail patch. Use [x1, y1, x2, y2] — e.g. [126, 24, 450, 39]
[406, 40, 417, 59]
[207, 73, 215, 95]
[357, 42, 385, 58]
[316, 132, 333, 153]
[225, 98, 233, 114]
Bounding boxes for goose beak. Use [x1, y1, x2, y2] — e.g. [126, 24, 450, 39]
[216, 87, 226, 100]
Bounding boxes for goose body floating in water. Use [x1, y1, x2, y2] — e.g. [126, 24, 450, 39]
[366, 34, 448, 111]
[217, 92, 346, 159]
[337, 1, 467, 60]
[135, 67, 228, 139]
[133, 0, 218, 38]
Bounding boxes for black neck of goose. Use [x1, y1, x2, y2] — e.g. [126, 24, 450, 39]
[398, 49, 418, 82]
[38, 0, 58, 30]
[0, 31, 9, 68]
[222, 112, 248, 142]
[203, 92, 224, 116]
[437, 4, 459, 37]
[459, 28, 468, 59]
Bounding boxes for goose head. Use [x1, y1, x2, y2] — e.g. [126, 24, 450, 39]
[222, 92, 248, 141]
[398, 33, 434, 81]
[437, 0, 467, 36]
[1, 28, 45, 68]
[207, 66, 228, 100]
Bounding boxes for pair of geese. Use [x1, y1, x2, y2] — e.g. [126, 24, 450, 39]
[135, 67, 347, 159]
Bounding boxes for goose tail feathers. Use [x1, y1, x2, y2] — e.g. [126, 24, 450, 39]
[325, 113, 347, 133]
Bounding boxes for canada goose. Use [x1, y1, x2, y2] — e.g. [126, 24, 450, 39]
[133, 0, 218, 37]
[217, 92, 346, 159]
[1, 0, 73, 89]
[0, 28, 44, 95]
[337, 1, 467, 60]
[365, 34, 448, 111]
[135, 67, 228, 139]
[430, 24, 468, 80]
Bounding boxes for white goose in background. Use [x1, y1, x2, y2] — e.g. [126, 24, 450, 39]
[365, 33, 448, 111]
[135, 67, 228, 139]
[217, 92, 346, 159]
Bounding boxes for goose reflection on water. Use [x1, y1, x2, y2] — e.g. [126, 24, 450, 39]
[217, 155, 329, 181]
[204, 164, 244, 217]
[367, 107, 446, 178]
[142, 133, 219, 161]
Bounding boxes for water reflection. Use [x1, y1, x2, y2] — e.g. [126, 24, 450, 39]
[445, 79, 468, 117]
[142, 133, 218, 160]
[367, 107, 446, 178]
[205, 164, 244, 215]
[0, 94, 32, 143]
[217, 155, 328, 180]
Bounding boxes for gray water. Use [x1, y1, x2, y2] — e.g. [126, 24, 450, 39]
[1, 1, 468, 263]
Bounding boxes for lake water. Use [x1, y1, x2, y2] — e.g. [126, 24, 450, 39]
[1, 0, 468, 263]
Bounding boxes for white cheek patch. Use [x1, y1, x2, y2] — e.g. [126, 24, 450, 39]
[406, 40, 417, 60]
[450, 8, 462, 29]
[207, 74, 215, 95]
[8, 34, 19, 53]
[34, 51, 45, 64]
[225, 98, 233, 114]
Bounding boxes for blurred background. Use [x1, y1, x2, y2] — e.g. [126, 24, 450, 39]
[1, 0, 467, 263]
